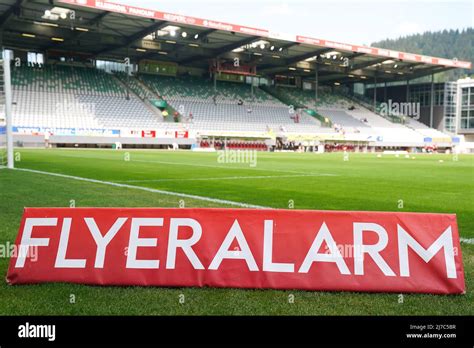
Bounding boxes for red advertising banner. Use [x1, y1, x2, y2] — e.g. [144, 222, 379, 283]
[6, 208, 465, 294]
[141, 130, 156, 138]
[57, 0, 471, 69]
[58, 0, 269, 37]
[175, 130, 189, 139]
[295, 36, 472, 69]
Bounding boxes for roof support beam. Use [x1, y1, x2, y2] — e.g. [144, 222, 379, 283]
[278, 41, 300, 51]
[214, 35, 261, 56]
[259, 48, 333, 73]
[197, 28, 217, 42]
[0, 0, 26, 26]
[347, 57, 387, 72]
[393, 66, 452, 82]
[178, 35, 260, 65]
[95, 20, 169, 56]
[40, 10, 112, 51]
[285, 48, 332, 65]
[87, 10, 110, 27]
[346, 52, 365, 59]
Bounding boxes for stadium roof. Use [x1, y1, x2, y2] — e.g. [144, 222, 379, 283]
[0, 0, 471, 85]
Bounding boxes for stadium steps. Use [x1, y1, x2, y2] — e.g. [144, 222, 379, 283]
[403, 118, 451, 140]
[111, 74, 164, 121]
[136, 74, 183, 123]
[114, 72, 154, 100]
[343, 92, 403, 124]
[260, 85, 306, 108]
[317, 109, 370, 129]
[260, 86, 331, 127]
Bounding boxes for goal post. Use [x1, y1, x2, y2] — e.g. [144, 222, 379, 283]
[0, 49, 13, 169]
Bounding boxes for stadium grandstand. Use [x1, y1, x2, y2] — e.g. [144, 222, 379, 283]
[0, 0, 472, 155]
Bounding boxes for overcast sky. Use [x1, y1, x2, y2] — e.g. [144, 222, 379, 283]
[114, 0, 473, 46]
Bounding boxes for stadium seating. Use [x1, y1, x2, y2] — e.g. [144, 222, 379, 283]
[140, 74, 284, 107]
[267, 86, 352, 109]
[11, 65, 164, 129]
[13, 64, 124, 96]
[12, 91, 102, 129]
[9, 64, 451, 143]
[76, 95, 162, 129]
[138, 74, 323, 132]
[171, 101, 318, 127]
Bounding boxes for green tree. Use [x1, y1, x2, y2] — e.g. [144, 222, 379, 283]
[372, 28, 474, 82]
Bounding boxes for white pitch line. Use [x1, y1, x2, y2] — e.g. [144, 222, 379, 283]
[14, 168, 268, 209]
[131, 158, 338, 176]
[50, 153, 338, 177]
[117, 173, 328, 183]
[460, 238, 474, 245]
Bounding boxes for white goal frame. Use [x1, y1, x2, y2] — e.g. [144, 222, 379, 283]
[1, 50, 13, 169]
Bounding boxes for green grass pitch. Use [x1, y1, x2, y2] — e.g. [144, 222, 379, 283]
[0, 148, 473, 315]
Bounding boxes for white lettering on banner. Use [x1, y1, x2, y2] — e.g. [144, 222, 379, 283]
[55, 218, 86, 268]
[324, 41, 352, 52]
[128, 7, 155, 18]
[163, 13, 196, 25]
[398, 225, 456, 279]
[95, 1, 127, 13]
[13, 217, 457, 279]
[166, 218, 204, 270]
[126, 218, 163, 269]
[203, 20, 233, 31]
[85, 217, 128, 268]
[15, 218, 56, 268]
[209, 220, 259, 271]
[353, 223, 396, 276]
[297, 36, 323, 45]
[263, 220, 294, 273]
[299, 222, 350, 274]
[239, 27, 269, 37]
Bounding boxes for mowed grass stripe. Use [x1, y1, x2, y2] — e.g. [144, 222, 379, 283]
[14, 168, 267, 209]
[117, 173, 332, 183]
[44, 151, 340, 176]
